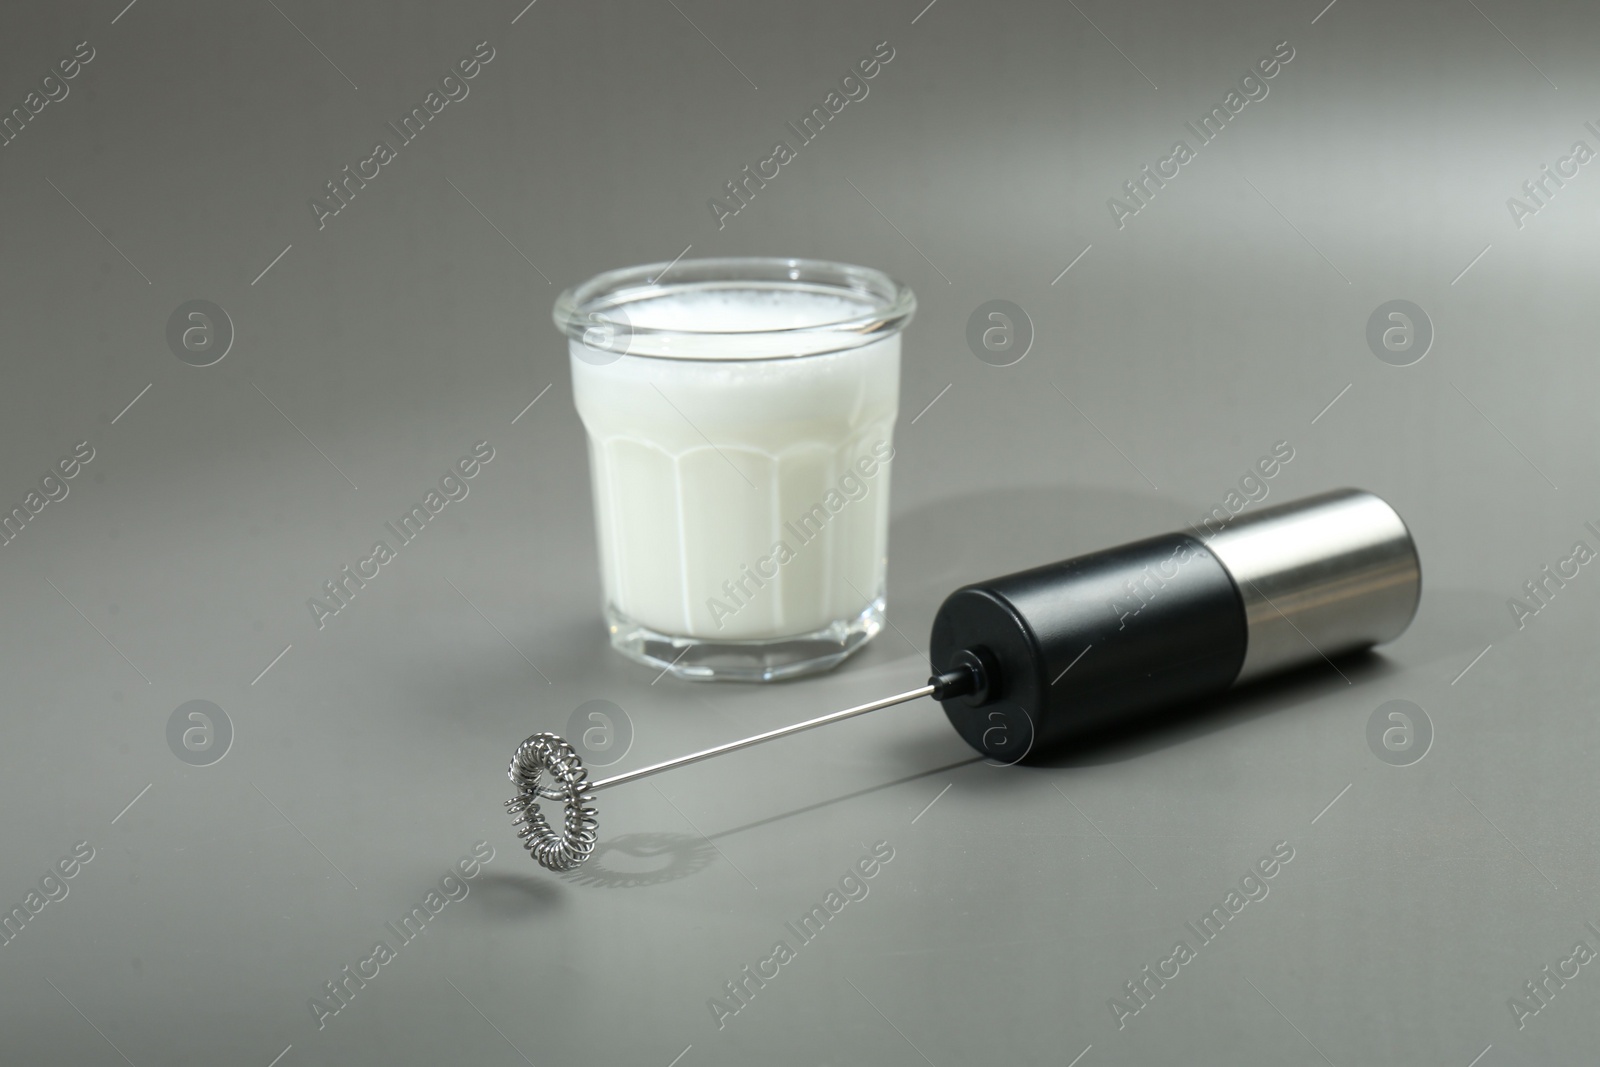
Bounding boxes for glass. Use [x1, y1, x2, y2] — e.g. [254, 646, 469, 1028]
[554, 257, 915, 682]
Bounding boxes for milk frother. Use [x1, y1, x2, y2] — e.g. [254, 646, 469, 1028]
[507, 488, 1421, 871]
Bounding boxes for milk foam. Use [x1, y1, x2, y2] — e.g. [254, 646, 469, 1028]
[621, 288, 874, 335]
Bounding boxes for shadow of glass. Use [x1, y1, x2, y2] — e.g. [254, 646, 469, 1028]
[875, 482, 1185, 661]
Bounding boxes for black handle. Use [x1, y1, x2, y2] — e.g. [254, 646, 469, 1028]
[929, 533, 1246, 761]
[926, 489, 1422, 761]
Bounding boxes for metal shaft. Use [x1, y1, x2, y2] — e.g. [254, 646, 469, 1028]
[587, 683, 938, 791]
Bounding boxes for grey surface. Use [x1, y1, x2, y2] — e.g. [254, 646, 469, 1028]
[0, 0, 1593, 1064]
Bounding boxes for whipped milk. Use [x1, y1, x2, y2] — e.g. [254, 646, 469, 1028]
[570, 289, 899, 640]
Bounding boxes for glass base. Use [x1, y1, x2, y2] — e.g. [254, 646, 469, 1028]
[606, 597, 885, 683]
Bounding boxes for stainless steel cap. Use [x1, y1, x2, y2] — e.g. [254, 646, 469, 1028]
[1198, 488, 1421, 684]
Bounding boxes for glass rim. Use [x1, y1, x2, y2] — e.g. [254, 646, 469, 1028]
[552, 256, 916, 361]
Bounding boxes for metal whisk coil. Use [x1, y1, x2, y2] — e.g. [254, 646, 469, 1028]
[506, 732, 598, 872]
[503, 684, 948, 871]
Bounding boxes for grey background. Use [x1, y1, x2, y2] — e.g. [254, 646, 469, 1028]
[0, 0, 1593, 1063]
